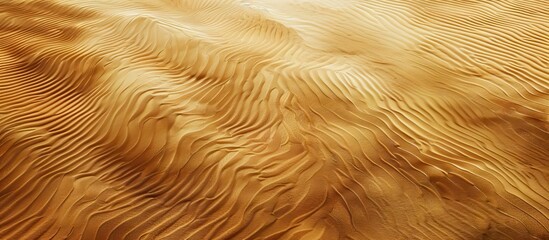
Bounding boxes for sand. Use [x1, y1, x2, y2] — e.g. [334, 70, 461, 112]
[0, 0, 548, 239]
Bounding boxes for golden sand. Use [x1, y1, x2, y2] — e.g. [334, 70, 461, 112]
[0, 0, 548, 239]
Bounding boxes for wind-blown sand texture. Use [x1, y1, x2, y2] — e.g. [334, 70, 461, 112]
[0, 0, 548, 239]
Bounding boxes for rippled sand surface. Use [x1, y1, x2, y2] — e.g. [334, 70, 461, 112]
[1, 0, 548, 239]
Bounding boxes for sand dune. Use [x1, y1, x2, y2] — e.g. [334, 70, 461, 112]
[0, 0, 548, 239]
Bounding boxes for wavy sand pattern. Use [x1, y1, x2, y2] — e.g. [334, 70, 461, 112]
[0, 0, 548, 239]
